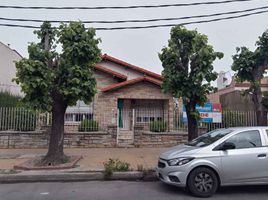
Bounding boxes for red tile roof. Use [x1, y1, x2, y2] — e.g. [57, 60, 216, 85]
[101, 76, 162, 92]
[102, 54, 163, 80]
[93, 64, 127, 80]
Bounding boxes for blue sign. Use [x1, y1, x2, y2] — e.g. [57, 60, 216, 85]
[182, 103, 212, 113]
[182, 103, 221, 123]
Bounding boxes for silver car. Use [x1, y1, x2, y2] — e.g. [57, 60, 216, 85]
[156, 127, 268, 197]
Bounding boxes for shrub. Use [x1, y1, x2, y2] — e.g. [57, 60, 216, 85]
[78, 119, 98, 132]
[149, 121, 167, 132]
[0, 91, 20, 107]
[103, 158, 131, 178]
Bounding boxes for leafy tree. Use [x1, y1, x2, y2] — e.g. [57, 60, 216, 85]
[14, 22, 101, 165]
[159, 26, 223, 141]
[262, 91, 268, 110]
[232, 30, 268, 126]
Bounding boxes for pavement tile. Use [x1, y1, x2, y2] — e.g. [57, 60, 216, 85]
[0, 148, 168, 171]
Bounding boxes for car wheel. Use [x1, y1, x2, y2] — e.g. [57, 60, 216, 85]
[187, 167, 218, 198]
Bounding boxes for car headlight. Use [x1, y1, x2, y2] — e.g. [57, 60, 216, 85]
[167, 157, 194, 166]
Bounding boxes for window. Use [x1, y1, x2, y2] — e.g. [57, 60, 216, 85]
[134, 100, 165, 123]
[225, 130, 262, 149]
[187, 129, 233, 147]
[65, 113, 93, 122]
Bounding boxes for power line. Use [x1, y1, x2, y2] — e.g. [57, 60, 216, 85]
[0, 5, 267, 24]
[0, 9, 267, 30]
[97, 10, 268, 30]
[0, 0, 256, 10]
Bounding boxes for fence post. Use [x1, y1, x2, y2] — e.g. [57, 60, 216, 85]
[116, 109, 119, 146]
[132, 109, 135, 141]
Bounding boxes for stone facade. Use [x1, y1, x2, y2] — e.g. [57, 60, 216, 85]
[94, 70, 119, 88]
[94, 81, 174, 131]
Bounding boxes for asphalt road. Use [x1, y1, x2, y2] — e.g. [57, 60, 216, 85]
[0, 181, 268, 200]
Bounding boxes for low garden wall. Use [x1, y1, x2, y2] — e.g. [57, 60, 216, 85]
[0, 131, 49, 148]
[134, 125, 188, 147]
[0, 125, 194, 148]
[0, 125, 117, 148]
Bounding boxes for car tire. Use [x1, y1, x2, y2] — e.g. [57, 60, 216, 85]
[187, 167, 219, 198]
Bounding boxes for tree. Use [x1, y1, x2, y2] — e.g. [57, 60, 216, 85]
[262, 91, 268, 110]
[232, 30, 268, 126]
[159, 26, 223, 141]
[14, 22, 101, 165]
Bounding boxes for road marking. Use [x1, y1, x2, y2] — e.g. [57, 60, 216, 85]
[40, 192, 49, 195]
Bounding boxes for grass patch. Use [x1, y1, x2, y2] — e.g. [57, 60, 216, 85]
[103, 158, 131, 178]
[0, 169, 19, 174]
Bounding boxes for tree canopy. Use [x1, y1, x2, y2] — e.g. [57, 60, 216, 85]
[232, 29, 268, 125]
[159, 25, 223, 140]
[14, 21, 102, 164]
[14, 21, 101, 111]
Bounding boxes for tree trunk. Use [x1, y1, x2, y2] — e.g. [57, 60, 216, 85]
[252, 86, 267, 126]
[186, 102, 198, 141]
[42, 91, 67, 165]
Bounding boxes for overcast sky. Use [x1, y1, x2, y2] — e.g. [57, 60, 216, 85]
[1, 0, 268, 78]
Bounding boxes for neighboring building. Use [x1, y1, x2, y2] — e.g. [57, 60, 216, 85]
[208, 76, 268, 110]
[0, 42, 22, 95]
[217, 71, 231, 90]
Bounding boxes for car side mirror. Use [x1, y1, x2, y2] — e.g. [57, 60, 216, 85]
[220, 142, 236, 151]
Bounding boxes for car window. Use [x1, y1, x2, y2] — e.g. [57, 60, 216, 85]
[187, 129, 233, 147]
[225, 130, 262, 149]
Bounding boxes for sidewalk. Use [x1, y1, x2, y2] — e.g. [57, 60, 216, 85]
[0, 148, 168, 171]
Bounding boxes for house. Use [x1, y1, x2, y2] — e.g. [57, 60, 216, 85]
[63, 54, 174, 146]
[93, 55, 173, 132]
[0, 46, 175, 142]
[208, 76, 268, 110]
[0, 42, 22, 95]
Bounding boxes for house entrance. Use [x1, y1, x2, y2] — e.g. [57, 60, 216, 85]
[117, 99, 132, 130]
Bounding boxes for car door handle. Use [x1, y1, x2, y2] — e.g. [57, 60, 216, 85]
[257, 154, 267, 158]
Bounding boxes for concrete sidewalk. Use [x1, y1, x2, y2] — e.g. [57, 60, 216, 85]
[0, 148, 168, 171]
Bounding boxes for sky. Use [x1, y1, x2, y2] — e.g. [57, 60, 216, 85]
[1, 0, 268, 79]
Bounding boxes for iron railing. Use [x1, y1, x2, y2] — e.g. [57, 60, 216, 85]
[0, 107, 259, 133]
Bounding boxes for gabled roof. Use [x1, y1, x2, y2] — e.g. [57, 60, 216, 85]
[102, 54, 163, 80]
[93, 64, 127, 80]
[101, 76, 162, 92]
[0, 41, 23, 58]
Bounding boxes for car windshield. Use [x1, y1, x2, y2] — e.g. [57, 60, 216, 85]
[186, 129, 233, 147]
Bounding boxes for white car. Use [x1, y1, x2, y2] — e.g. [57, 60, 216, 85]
[156, 127, 268, 197]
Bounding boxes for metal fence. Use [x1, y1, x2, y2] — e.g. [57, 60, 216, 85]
[0, 107, 48, 131]
[0, 107, 259, 133]
[64, 112, 105, 132]
[173, 109, 258, 132]
[0, 107, 107, 132]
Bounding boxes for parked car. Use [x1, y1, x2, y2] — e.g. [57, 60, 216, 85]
[156, 127, 268, 197]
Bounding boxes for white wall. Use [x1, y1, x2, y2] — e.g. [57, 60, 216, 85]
[0, 42, 22, 95]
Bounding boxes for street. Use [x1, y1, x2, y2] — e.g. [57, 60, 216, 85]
[0, 181, 268, 200]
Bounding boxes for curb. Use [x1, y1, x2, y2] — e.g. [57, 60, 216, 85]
[0, 171, 158, 184]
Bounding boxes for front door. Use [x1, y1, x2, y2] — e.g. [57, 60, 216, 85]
[220, 130, 268, 184]
[118, 99, 131, 130]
